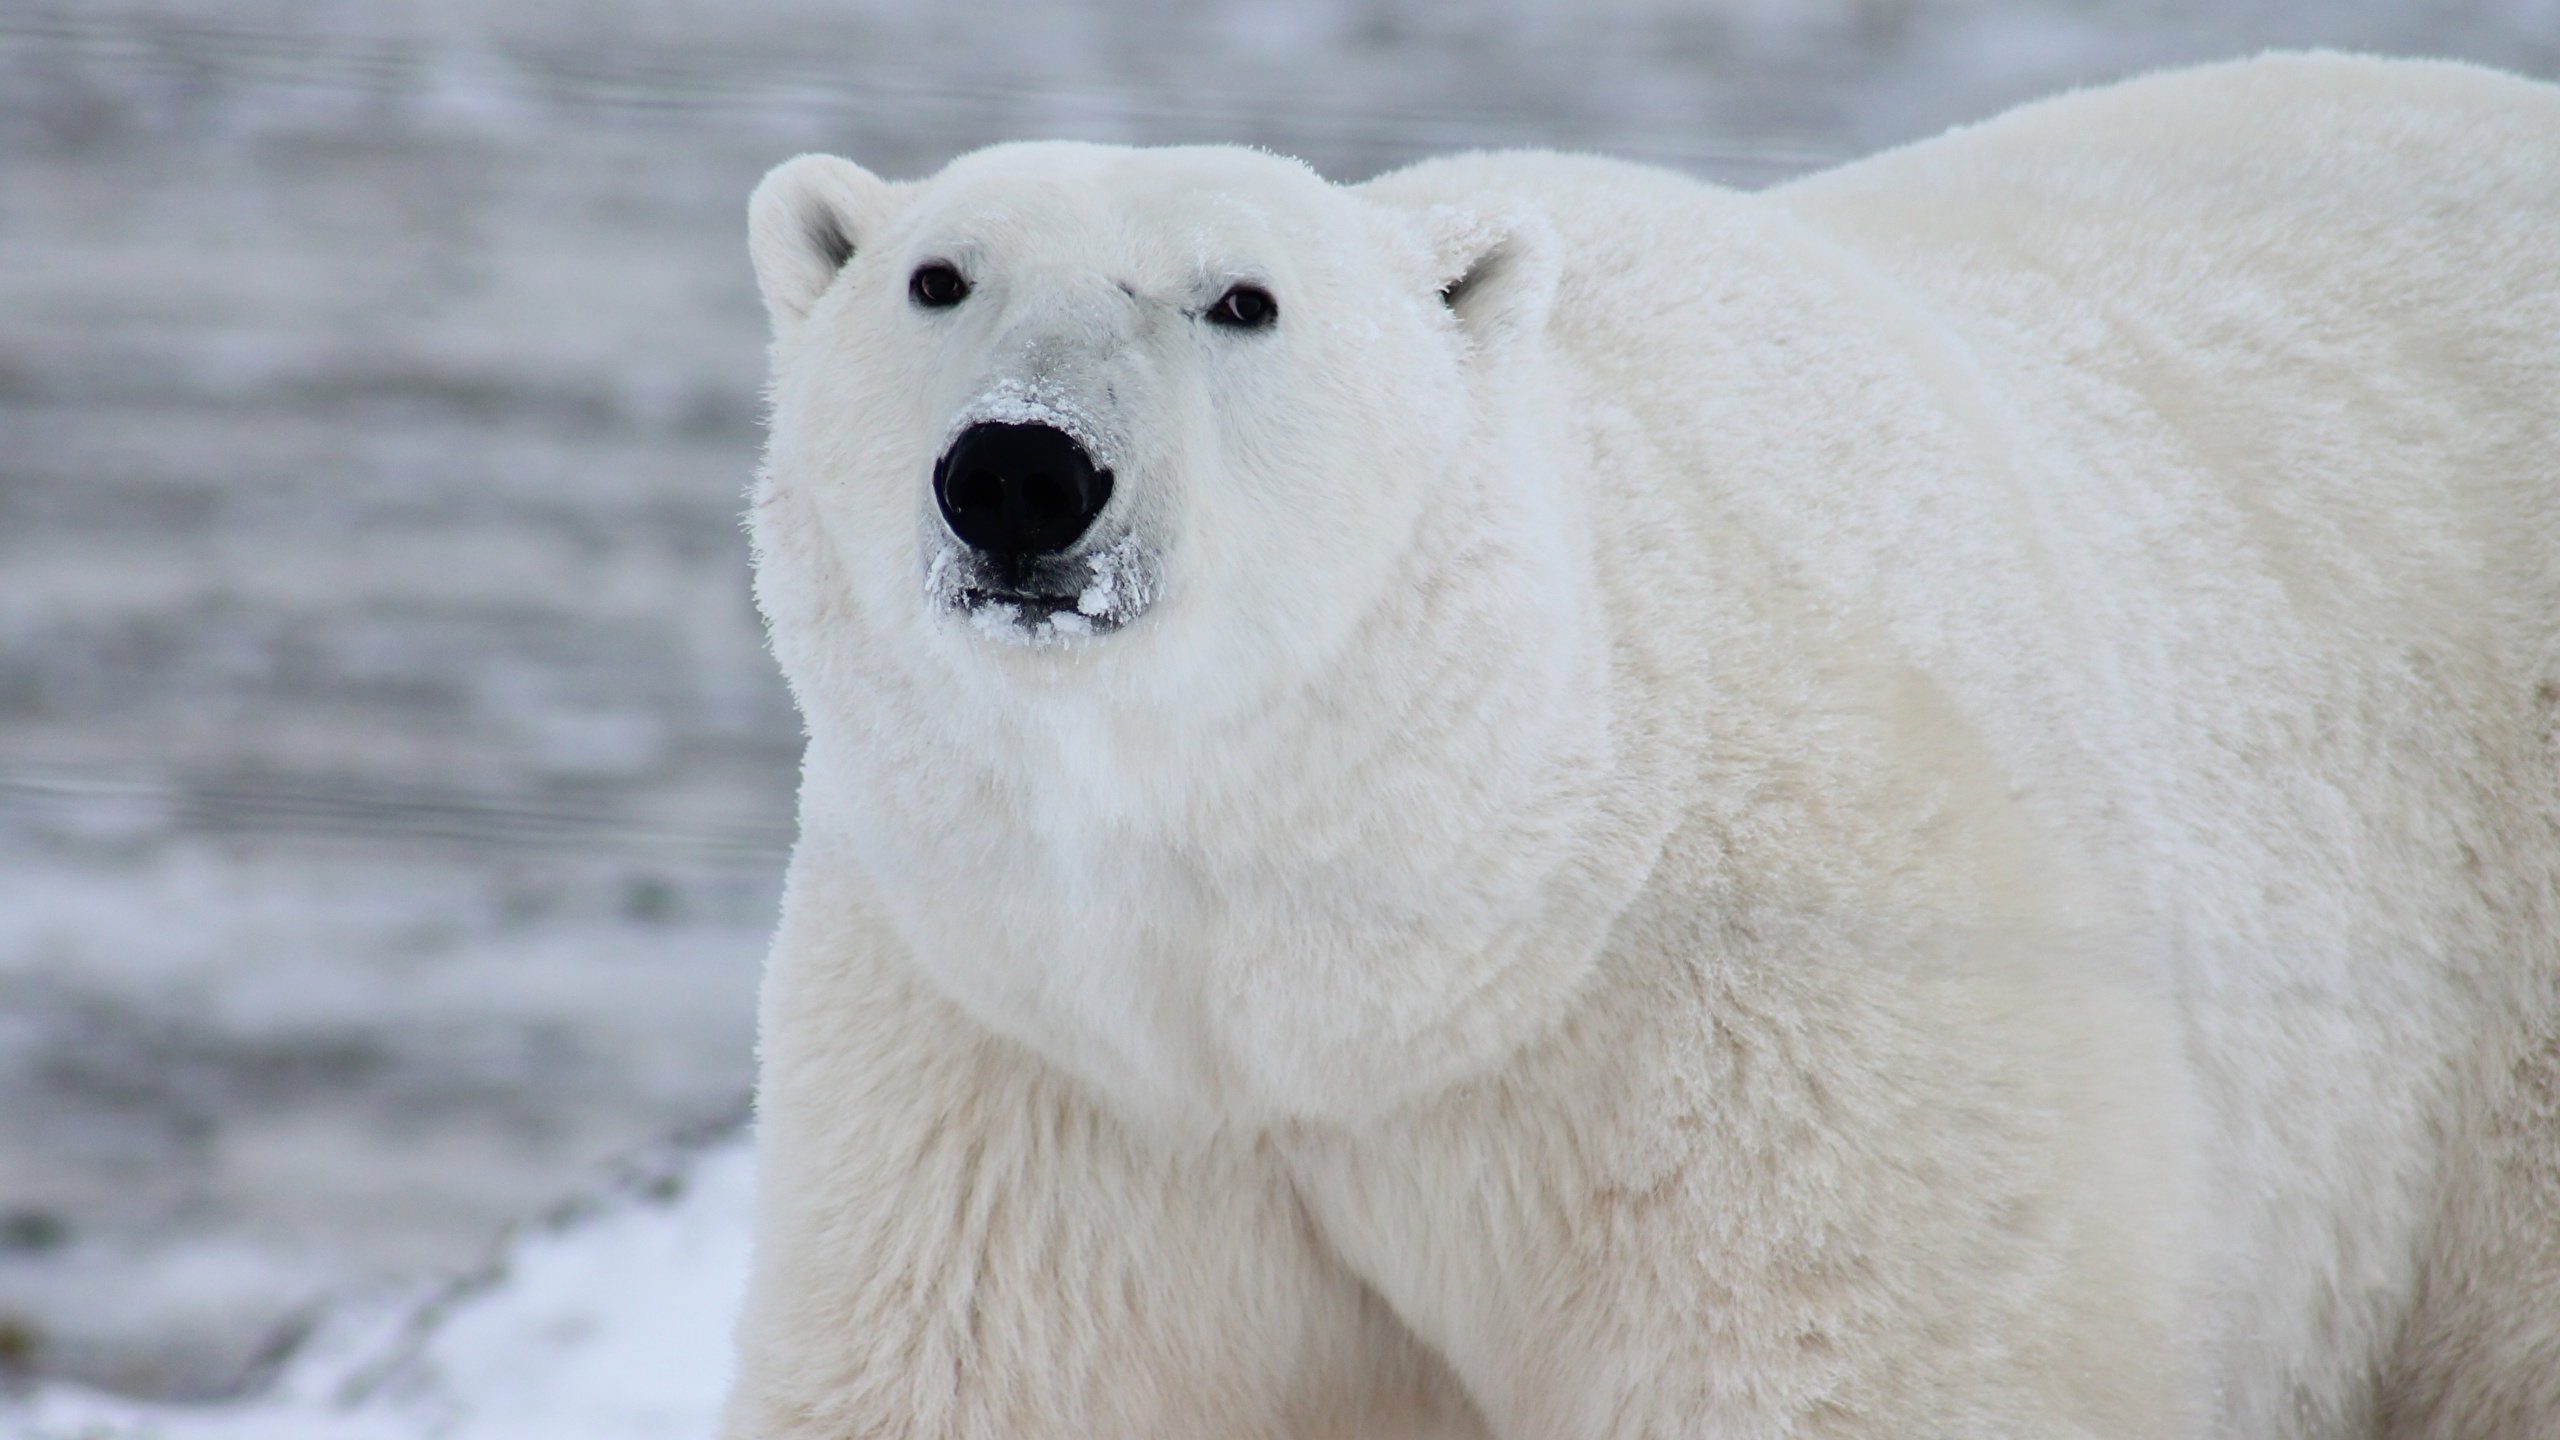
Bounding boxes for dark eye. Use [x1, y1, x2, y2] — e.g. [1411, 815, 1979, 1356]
[910, 262, 970, 309]
[1206, 284, 1277, 330]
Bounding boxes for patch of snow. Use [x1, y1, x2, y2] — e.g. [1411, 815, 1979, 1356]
[1075, 531, 1153, 624]
[933, 528, 1157, 644]
[1, 1137, 755, 1440]
[956, 386, 1121, 476]
[968, 598, 1029, 639]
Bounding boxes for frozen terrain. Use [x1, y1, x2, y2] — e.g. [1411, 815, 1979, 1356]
[2, 0, 2555, 1431]
[6, 1132, 752, 1440]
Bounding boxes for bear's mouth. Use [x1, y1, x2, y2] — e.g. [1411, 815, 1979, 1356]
[926, 530, 1156, 644]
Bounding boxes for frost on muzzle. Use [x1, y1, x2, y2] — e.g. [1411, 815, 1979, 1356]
[925, 420, 1157, 642]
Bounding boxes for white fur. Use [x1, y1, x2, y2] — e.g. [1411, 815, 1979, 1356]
[724, 55, 2560, 1440]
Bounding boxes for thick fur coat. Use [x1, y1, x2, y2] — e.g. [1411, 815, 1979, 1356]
[724, 54, 2560, 1440]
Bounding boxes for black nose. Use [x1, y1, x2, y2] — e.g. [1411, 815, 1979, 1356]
[932, 423, 1114, 559]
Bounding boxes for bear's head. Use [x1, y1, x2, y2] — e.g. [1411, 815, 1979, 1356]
[748, 143, 1644, 1128]
[750, 142, 1561, 663]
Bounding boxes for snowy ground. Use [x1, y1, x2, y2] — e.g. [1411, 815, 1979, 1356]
[2, 0, 2555, 1433]
[5, 1133, 752, 1440]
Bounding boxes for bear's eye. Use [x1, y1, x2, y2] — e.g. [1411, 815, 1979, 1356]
[1205, 284, 1277, 331]
[909, 263, 970, 309]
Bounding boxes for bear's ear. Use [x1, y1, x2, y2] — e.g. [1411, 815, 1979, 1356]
[1413, 194, 1559, 356]
[748, 154, 906, 334]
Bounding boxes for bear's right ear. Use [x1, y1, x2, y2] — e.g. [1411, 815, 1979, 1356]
[748, 154, 906, 334]
[1410, 193, 1559, 358]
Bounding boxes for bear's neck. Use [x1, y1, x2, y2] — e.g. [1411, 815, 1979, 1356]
[803, 438, 1678, 1134]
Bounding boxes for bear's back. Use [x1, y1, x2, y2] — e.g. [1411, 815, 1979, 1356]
[1775, 52, 2560, 662]
[1770, 52, 2560, 952]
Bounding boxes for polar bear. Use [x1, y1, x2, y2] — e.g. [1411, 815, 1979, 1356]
[724, 53, 2560, 1440]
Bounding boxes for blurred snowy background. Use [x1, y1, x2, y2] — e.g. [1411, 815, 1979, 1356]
[2, 1, 2555, 1434]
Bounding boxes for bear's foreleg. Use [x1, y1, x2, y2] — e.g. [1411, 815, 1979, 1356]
[721, 851, 1482, 1440]
[1279, 909, 2201, 1439]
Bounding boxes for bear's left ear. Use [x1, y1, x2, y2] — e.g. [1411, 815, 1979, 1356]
[1407, 194, 1560, 357]
[748, 154, 908, 336]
